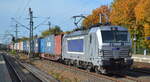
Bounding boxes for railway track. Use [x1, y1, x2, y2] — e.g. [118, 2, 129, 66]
[3, 54, 21, 82]
[124, 76, 140, 82]
[113, 74, 141, 82]
[2, 54, 42, 82]
[20, 62, 59, 82]
[42, 59, 141, 82]
[131, 69, 150, 75]
[123, 69, 150, 82]
[3, 52, 149, 82]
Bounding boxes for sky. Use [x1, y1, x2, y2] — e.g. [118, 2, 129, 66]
[0, 0, 113, 44]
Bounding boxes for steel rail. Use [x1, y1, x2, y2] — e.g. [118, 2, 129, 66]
[3, 55, 22, 82]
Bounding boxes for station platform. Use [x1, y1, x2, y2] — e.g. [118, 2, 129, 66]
[0, 54, 12, 82]
[132, 55, 150, 63]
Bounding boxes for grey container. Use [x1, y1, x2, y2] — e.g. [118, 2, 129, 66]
[45, 35, 55, 55]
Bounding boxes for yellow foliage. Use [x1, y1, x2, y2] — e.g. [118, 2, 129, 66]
[135, 0, 150, 23]
[82, 0, 150, 49]
[135, 0, 150, 48]
[109, 0, 150, 48]
[134, 0, 145, 22]
[143, 40, 150, 49]
[110, 0, 138, 25]
[144, 23, 150, 37]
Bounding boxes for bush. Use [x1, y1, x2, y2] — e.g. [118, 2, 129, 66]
[9, 50, 17, 54]
[135, 48, 150, 55]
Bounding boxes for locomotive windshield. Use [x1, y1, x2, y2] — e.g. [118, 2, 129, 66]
[101, 31, 128, 43]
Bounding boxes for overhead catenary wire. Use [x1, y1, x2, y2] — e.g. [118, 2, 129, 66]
[34, 17, 50, 29]
[11, 18, 30, 30]
[18, 0, 33, 19]
[14, 0, 26, 18]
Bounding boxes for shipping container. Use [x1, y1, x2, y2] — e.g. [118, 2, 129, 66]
[18, 41, 23, 51]
[17, 42, 19, 50]
[18, 42, 20, 51]
[39, 38, 45, 53]
[45, 35, 55, 55]
[34, 38, 40, 53]
[14, 43, 19, 50]
[23, 40, 27, 52]
[9, 43, 14, 50]
[10, 43, 13, 50]
[14, 43, 16, 50]
[54, 34, 63, 56]
[23, 40, 29, 52]
[27, 40, 30, 53]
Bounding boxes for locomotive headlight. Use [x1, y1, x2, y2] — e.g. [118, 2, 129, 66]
[98, 49, 104, 56]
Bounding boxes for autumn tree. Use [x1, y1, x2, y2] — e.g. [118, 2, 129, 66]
[82, 5, 110, 28]
[110, 0, 145, 49]
[110, 0, 138, 26]
[135, 0, 150, 49]
[82, 15, 93, 28]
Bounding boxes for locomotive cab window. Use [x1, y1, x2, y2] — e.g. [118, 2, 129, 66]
[116, 31, 128, 42]
[101, 31, 128, 43]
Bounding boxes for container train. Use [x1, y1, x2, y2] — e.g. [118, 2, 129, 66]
[9, 25, 133, 74]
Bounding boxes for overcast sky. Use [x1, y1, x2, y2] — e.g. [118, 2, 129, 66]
[0, 0, 113, 44]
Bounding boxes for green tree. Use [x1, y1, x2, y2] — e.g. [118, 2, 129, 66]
[41, 25, 63, 37]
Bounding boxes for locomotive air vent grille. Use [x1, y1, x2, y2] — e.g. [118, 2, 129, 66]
[103, 50, 113, 57]
[120, 50, 128, 56]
